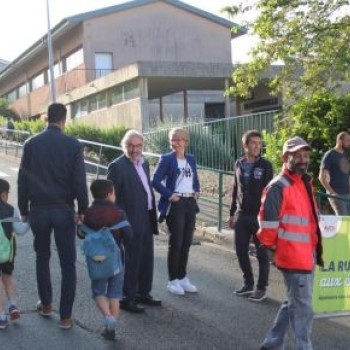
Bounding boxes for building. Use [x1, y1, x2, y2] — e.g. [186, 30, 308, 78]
[0, 0, 281, 131]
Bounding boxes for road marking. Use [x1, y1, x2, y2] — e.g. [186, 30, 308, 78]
[0, 170, 10, 177]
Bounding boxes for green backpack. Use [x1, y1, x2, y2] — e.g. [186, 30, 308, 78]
[0, 220, 14, 263]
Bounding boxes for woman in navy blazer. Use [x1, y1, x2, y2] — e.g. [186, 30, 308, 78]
[152, 128, 200, 296]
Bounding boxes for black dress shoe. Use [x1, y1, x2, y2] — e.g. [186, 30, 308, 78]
[135, 294, 162, 306]
[120, 300, 145, 313]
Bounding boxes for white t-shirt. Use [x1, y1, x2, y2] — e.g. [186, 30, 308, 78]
[175, 158, 194, 194]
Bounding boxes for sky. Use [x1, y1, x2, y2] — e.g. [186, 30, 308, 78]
[0, 0, 255, 62]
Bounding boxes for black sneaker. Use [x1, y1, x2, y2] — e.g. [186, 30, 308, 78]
[234, 285, 254, 296]
[248, 289, 267, 302]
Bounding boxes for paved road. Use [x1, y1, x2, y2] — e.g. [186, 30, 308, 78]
[1, 154, 350, 350]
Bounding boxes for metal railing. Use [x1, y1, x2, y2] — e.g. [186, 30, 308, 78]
[144, 110, 279, 171]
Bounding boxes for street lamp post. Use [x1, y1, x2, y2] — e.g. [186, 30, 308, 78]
[46, 0, 56, 102]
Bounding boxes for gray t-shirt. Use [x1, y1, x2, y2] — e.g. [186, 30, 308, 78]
[321, 149, 350, 194]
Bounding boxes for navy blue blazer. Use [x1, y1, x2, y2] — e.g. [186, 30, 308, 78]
[151, 152, 200, 217]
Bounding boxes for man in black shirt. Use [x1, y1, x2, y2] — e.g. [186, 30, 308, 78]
[319, 132, 350, 215]
[227, 130, 273, 302]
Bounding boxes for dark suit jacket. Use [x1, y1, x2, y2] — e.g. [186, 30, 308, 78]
[107, 155, 158, 235]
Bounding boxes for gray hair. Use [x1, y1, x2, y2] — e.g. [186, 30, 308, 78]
[121, 129, 144, 151]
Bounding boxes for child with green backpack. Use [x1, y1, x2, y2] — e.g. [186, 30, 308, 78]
[0, 179, 30, 329]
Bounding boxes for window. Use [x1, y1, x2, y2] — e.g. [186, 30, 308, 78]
[95, 53, 113, 78]
[18, 83, 28, 98]
[48, 62, 62, 82]
[72, 100, 88, 118]
[124, 79, 139, 100]
[89, 95, 98, 112]
[66, 48, 84, 71]
[97, 93, 107, 109]
[110, 85, 123, 105]
[7, 90, 17, 103]
[31, 72, 45, 90]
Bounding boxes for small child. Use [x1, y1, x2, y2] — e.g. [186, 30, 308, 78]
[0, 179, 30, 329]
[79, 179, 132, 340]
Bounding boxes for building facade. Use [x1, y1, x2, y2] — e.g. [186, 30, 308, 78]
[0, 0, 281, 130]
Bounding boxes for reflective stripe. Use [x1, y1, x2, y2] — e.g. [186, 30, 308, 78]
[281, 215, 309, 226]
[278, 229, 310, 243]
[260, 220, 279, 229]
[277, 175, 291, 188]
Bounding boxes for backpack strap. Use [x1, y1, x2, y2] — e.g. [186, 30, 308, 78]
[81, 220, 130, 235]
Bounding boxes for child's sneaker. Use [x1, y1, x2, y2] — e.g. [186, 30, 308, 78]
[9, 305, 20, 321]
[102, 316, 116, 340]
[0, 316, 9, 329]
[102, 327, 116, 341]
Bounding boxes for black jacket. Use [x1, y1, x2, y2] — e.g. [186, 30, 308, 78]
[17, 125, 88, 216]
[229, 156, 273, 216]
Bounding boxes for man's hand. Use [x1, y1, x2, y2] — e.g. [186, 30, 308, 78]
[226, 215, 235, 229]
[75, 214, 84, 225]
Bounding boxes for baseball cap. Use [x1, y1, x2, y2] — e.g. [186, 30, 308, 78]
[282, 136, 311, 156]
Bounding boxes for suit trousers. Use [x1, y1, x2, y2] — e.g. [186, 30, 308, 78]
[30, 208, 76, 319]
[123, 210, 154, 302]
[166, 197, 196, 281]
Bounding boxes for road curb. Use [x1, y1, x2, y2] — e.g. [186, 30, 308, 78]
[194, 226, 233, 248]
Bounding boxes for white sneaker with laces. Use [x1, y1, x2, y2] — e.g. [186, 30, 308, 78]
[167, 279, 185, 295]
[179, 277, 198, 293]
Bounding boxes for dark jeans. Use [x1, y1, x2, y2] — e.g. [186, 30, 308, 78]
[123, 210, 154, 302]
[30, 208, 76, 318]
[234, 214, 269, 291]
[166, 197, 196, 281]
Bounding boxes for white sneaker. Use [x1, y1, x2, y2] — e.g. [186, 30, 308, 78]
[179, 277, 198, 293]
[167, 279, 185, 295]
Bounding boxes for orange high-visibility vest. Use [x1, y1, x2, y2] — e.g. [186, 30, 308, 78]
[257, 169, 319, 272]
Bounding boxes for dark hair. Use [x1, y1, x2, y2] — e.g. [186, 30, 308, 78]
[336, 131, 350, 143]
[0, 178, 10, 195]
[242, 129, 262, 146]
[90, 179, 114, 200]
[47, 103, 67, 123]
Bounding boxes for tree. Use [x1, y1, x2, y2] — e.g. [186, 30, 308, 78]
[0, 98, 18, 120]
[226, 0, 350, 100]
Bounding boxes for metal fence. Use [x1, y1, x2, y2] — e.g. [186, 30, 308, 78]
[143, 110, 279, 171]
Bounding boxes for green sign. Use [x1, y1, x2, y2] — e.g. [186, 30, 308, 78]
[313, 215, 350, 314]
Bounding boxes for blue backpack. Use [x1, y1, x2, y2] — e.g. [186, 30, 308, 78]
[81, 220, 130, 280]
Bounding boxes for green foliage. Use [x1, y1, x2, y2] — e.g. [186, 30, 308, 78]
[264, 92, 350, 190]
[0, 116, 127, 164]
[227, 0, 350, 100]
[65, 123, 127, 164]
[0, 98, 18, 120]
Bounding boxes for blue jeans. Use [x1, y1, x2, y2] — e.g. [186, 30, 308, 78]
[328, 194, 350, 216]
[261, 271, 314, 350]
[91, 269, 124, 299]
[30, 208, 76, 319]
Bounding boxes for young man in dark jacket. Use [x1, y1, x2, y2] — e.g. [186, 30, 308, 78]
[227, 130, 273, 302]
[17, 103, 88, 329]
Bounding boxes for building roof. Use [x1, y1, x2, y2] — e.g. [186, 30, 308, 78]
[0, 0, 245, 80]
[0, 59, 9, 72]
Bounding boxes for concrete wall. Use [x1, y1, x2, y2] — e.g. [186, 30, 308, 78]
[83, 2, 232, 71]
[70, 98, 142, 130]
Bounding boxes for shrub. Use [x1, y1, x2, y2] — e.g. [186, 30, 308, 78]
[264, 92, 350, 191]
